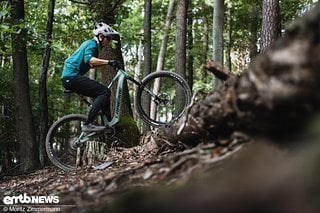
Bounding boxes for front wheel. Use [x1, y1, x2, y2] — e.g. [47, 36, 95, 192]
[45, 114, 109, 171]
[135, 71, 192, 127]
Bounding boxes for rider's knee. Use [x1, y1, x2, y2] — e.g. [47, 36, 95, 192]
[97, 89, 110, 98]
[105, 89, 111, 97]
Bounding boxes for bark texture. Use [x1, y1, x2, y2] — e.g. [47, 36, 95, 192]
[11, 0, 41, 172]
[261, 0, 281, 51]
[212, 0, 224, 88]
[162, 3, 320, 146]
[142, 0, 152, 132]
[39, 0, 55, 166]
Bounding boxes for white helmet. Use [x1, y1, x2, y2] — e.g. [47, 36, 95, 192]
[93, 22, 119, 37]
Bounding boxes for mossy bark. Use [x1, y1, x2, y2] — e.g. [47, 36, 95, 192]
[115, 114, 141, 147]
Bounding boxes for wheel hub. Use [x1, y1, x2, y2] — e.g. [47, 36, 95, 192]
[68, 136, 80, 150]
[158, 93, 170, 106]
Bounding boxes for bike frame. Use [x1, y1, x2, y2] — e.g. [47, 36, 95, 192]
[77, 68, 149, 143]
[104, 68, 136, 127]
[104, 68, 160, 127]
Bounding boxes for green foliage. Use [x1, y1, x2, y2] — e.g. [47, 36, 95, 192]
[118, 0, 144, 64]
[0, 60, 16, 169]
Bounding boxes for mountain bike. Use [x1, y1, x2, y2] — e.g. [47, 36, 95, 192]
[45, 67, 192, 171]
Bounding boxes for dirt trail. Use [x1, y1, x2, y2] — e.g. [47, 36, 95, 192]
[0, 137, 245, 212]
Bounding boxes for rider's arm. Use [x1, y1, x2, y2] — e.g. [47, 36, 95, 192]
[89, 57, 109, 68]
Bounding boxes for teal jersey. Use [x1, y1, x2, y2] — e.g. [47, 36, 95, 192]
[61, 39, 98, 79]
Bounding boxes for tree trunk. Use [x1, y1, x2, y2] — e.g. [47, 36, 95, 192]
[102, 37, 140, 147]
[187, 0, 194, 90]
[133, 33, 143, 121]
[249, 1, 259, 60]
[11, 0, 40, 172]
[175, 0, 189, 113]
[160, 3, 320, 146]
[155, 0, 175, 72]
[261, 0, 281, 51]
[225, 2, 232, 72]
[201, 4, 209, 65]
[150, 0, 175, 121]
[142, 0, 152, 132]
[212, 0, 224, 89]
[39, 0, 55, 167]
[201, 4, 210, 83]
[90, 1, 140, 147]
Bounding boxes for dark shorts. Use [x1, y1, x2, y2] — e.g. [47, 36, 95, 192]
[61, 75, 110, 98]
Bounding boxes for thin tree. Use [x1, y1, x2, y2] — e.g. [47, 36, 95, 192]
[261, 0, 280, 51]
[225, 1, 232, 72]
[212, 0, 224, 89]
[201, 4, 210, 83]
[11, 0, 41, 172]
[201, 4, 210, 65]
[133, 31, 143, 120]
[175, 0, 189, 112]
[187, 0, 194, 90]
[155, 0, 175, 73]
[39, 0, 55, 166]
[249, 1, 259, 60]
[142, 0, 152, 132]
[150, 0, 175, 120]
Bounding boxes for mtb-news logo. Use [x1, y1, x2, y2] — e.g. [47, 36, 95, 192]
[2, 193, 61, 212]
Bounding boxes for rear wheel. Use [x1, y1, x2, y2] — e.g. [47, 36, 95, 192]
[45, 114, 112, 171]
[135, 71, 192, 127]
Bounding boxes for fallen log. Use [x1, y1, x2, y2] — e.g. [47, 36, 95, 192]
[161, 3, 320, 146]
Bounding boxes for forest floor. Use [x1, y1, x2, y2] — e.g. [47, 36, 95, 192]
[0, 132, 247, 213]
[1, 133, 320, 213]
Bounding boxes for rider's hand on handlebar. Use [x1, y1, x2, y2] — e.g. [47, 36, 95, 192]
[108, 60, 124, 70]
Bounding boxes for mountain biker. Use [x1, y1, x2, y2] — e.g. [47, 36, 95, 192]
[61, 22, 122, 132]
